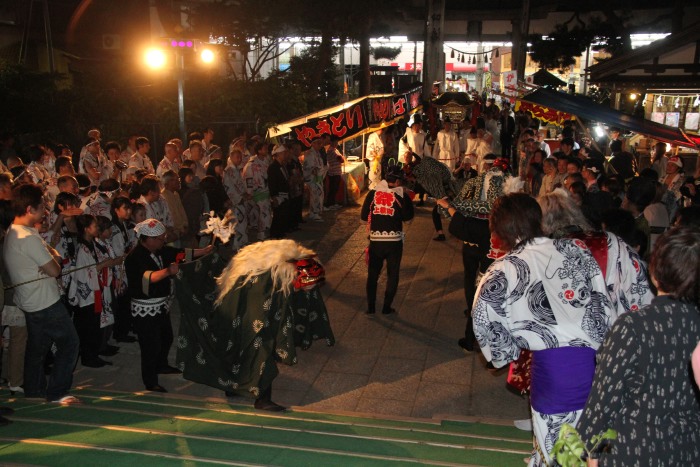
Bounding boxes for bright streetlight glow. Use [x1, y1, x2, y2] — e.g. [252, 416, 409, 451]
[200, 48, 215, 63]
[144, 48, 167, 69]
[629, 93, 638, 100]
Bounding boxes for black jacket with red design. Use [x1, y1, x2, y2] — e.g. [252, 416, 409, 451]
[361, 183, 414, 242]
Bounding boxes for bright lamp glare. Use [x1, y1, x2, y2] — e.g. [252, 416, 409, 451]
[144, 48, 166, 69]
[200, 49, 215, 63]
[630, 93, 637, 100]
[594, 126, 605, 138]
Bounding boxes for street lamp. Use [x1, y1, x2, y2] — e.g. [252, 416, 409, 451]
[144, 48, 167, 69]
[143, 39, 218, 141]
[200, 48, 215, 64]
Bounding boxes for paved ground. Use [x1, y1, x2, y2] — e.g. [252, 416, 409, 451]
[65, 197, 530, 423]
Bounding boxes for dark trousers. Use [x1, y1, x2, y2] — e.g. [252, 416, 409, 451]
[500, 138, 513, 158]
[325, 175, 341, 206]
[366, 241, 403, 312]
[113, 293, 133, 339]
[432, 205, 444, 232]
[133, 311, 173, 388]
[73, 304, 101, 363]
[414, 183, 426, 202]
[291, 196, 303, 225]
[270, 201, 290, 238]
[24, 300, 79, 400]
[461, 232, 493, 345]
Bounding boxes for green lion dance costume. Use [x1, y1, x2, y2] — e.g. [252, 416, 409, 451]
[175, 239, 334, 410]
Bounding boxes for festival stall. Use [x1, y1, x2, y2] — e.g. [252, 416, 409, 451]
[516, 88, 700, 162]
[267, 86, 423, 204]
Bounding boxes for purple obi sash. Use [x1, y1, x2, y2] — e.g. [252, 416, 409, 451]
[530, 347, 596, 414]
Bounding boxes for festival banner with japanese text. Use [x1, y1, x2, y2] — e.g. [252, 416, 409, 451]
[515, 100, 574, 126]
[291, 87, 422, 147]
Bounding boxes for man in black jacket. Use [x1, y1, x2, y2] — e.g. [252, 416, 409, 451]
[436, 157, 511, 351]
[361, 166, 414, 315]
[268, 144, 291, 238]
[498, 105, 515, 158]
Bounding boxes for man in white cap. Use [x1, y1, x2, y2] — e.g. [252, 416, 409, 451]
[398, 113, 431, 165]
[124, 218, 213, 392]
[399, 113, 432, 205]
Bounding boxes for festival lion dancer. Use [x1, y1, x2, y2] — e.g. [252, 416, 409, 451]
[175, 239, 334, 412]
[402, 146, 460, 207]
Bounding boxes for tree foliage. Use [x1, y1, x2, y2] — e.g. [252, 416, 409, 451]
[528, 11, 637, 72]
[189, 0, 403, 98]
[0, 61, 68, 137]
[372, 46, 402, 61]
[188, 0, 298, 81]
[270, 45, 340, 112]
[0, 58, 308, 151]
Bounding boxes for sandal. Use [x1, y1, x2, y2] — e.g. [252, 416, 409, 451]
[51, 395, 82, 405]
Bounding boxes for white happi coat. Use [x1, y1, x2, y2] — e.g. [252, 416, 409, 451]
[129, 152, 155, 174]
[156, 157, 181, 179]
[434, 129, 461, 170]
[223, 162, 249, 248]
[398, 128, 431, 164]
[243, 155, 271, 238]
[139, 195, 174, 229]
[303, 147, 325, 218]
[366, 131, 384, 189]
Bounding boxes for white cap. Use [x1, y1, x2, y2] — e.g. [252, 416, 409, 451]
[134, 218, 166, 237]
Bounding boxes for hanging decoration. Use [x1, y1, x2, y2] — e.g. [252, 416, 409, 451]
[694, 95, 700, 108]
[675, 97, 680, 109]
[444, 45, 503, 64]
[656, 95, 663, 108]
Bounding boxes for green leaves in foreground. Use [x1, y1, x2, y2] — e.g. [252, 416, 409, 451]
[552, 423, 617, 466]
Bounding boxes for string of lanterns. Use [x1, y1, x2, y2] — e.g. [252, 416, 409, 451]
[448, 46, 500, 64]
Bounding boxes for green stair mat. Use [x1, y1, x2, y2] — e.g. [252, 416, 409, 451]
[5, 396, 531, 452]
[2, 419, 526, 467]
[0, 389, 531, 467]
[0, 439, 250, 467]
[6, 409, 529, 465]
[30, 388, 533, 443]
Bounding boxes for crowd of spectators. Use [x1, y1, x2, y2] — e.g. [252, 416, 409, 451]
[0, 126, 350, 416]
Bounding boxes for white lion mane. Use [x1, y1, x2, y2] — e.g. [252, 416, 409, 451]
[215, 239, 319, 305]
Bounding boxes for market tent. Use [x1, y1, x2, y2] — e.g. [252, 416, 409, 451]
[266, 87, 422, 145]
[520, 88, 699, 148]
[267, 95, 371, 140]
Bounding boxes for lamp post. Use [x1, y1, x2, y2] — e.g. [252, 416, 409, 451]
[176, 51, 186, 141]
[144, 39, 218, 142]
